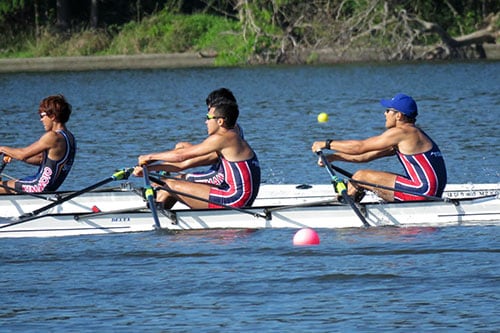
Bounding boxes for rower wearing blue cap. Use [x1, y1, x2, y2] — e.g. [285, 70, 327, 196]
[312, 93, 447, 202]
[380, 93, 418, 118]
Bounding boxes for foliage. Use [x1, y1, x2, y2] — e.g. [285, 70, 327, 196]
[0, 0, 498, 63]
[0, 0, 25, 17]
[107, 11, 248, 64]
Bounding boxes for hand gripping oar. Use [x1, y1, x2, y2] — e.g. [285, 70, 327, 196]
[141, 165, 162, 229]
[316, 150, 370, 227]
[0, 168, 134, 228]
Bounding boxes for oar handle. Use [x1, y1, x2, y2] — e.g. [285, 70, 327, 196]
[316, 150, 344, 193]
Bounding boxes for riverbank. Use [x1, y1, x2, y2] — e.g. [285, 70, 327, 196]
[0, 53, 215, 73]
[0, 44, 499, 73]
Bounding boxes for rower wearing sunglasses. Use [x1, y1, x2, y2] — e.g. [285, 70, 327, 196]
[135, 97, 260, 209]
[163, 88, 245, 185]
[312, 93, 447, 202]
[0, 94, 76, 194]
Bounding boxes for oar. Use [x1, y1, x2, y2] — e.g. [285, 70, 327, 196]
[316, 150, 370, 227]
[148, 175, 268, 219]
[0, 168, 134, 228]
[345, 177, 448, 201]
[330, 164, 353, 179]
[323, 162, 448, 202]
[264, 199, 341, 213]
[0, 153, 11, 175]
[141, 165, 162, 229]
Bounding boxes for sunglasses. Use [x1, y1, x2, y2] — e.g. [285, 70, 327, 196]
[206, 113, 225, 120]
[39, 112, 48, 119]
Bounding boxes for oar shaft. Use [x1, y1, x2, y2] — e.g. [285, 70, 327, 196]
[0, 168, 135, 229]
[27, 177, 113, 217]
[22, 168, 134, 218]
[0, 153, 11, 174]
[347, 177, 446, 201]
[317, 151, 370, 227]
[142, 165, 162, 229]
[331, 164, 353, 178]
[326, 162, 445, 201]
[0, 162, 7, 175]
[319, 152, 445, 201]
[149, 175, 267, 219]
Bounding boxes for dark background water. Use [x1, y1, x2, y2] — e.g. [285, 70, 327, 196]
[0, 62, 499, 331]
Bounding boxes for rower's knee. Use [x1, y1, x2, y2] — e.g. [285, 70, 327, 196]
[348, 170, 368, 202]
[350, 170, 367, 190]
[352, 169, 368, 181]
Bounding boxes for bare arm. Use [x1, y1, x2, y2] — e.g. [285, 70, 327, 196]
[148, 152, 219, 172]
[138, 134, 224, 166]
[324, 147, 396, 164]
[312, 127, 405, 155]
[0, 132, 57, 165]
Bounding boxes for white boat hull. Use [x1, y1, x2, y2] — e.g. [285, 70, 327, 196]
[1, 183, 498, 218]
[1, 195, 498, 238]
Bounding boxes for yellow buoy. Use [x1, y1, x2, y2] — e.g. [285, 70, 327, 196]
[317, 112, 329, 123]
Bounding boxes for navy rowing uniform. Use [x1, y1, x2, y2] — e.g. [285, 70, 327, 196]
[15, 130, 76, 193]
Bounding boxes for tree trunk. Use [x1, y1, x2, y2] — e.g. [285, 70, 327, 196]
[56, 0, 70, 32]
[34, 1, 40, 39]
[90, 0, 98, 29]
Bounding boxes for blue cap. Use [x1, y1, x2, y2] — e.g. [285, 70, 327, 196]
[380, 93, 418, 118]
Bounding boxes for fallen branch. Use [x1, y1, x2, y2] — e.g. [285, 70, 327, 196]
[411, 12, 499, 59]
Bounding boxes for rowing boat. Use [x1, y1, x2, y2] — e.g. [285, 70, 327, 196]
[0, 183, 498, 238]
[0, 194, 498, 238]
[1, 182, 498, 218]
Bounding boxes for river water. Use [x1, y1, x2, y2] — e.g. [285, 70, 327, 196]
[0, 61, 499, 331]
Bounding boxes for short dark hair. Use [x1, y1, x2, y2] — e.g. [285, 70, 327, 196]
[212, 100, 238, 128]
[39, 94, 72, 124]
[206, 88, 237, 107]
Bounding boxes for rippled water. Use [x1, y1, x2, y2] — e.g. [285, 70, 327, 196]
[0, 62, 499, 331]
[1, 227, 499, 331]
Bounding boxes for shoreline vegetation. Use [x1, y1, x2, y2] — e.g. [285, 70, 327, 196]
[1, 2, 499, 73]
[1, 44, 499, 74]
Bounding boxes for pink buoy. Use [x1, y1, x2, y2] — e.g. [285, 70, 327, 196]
[293, 228, 320, 246]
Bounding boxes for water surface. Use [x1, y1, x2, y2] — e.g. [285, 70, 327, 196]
[0, 62, 499, 332]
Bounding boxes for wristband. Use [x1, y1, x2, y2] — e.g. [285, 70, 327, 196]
[325, 139, 333, 150]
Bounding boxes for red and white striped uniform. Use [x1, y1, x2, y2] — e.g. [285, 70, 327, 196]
[394, 139, 447, 201]
[208, 154, 260, 208]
